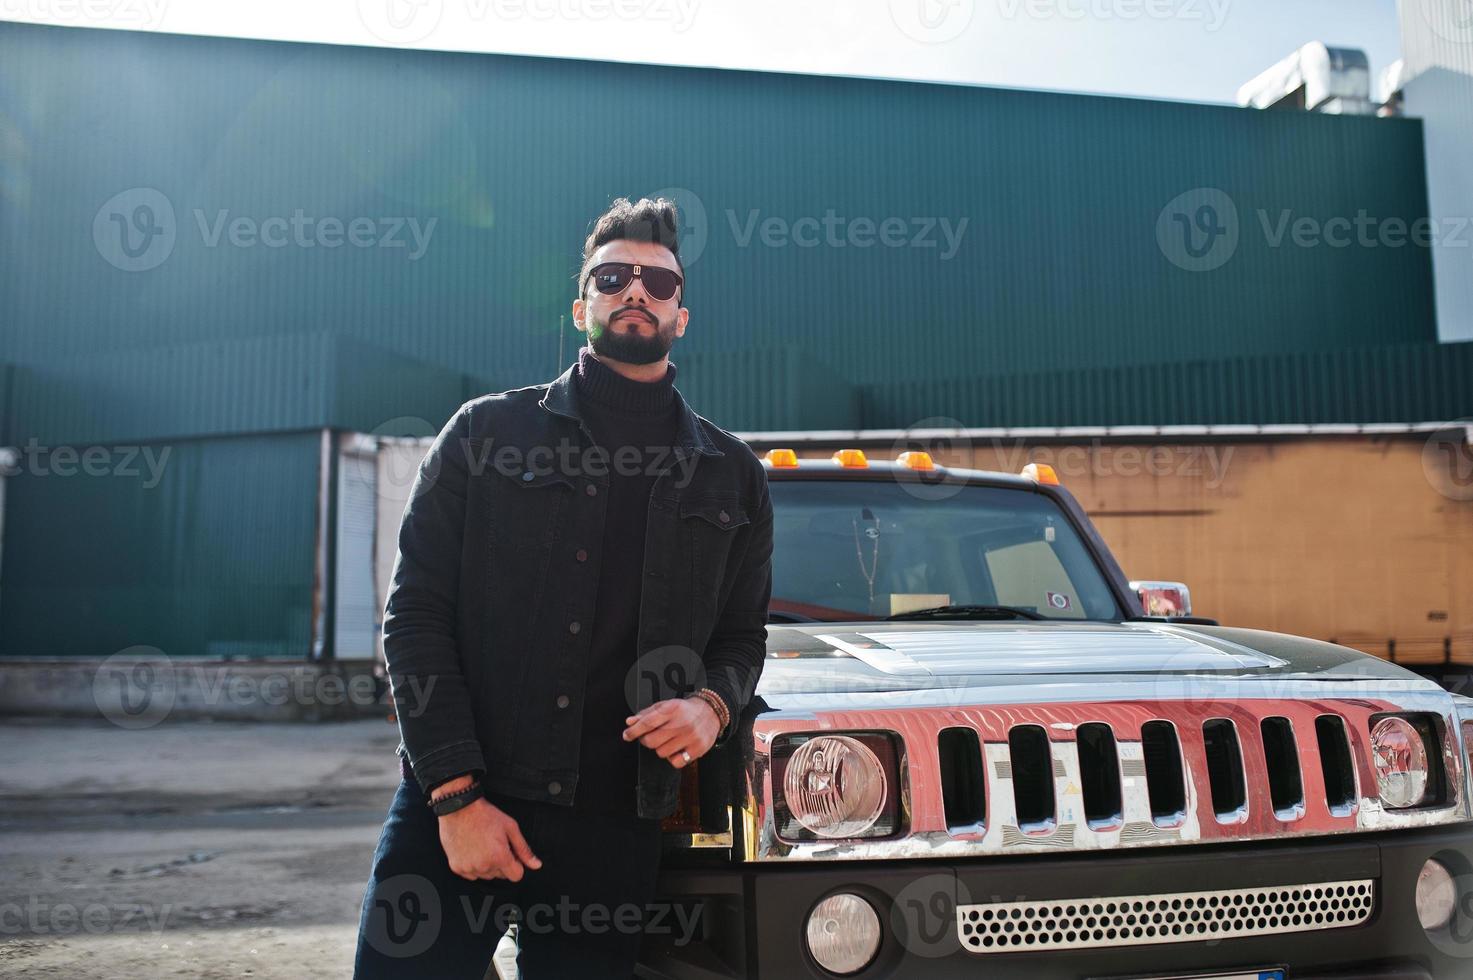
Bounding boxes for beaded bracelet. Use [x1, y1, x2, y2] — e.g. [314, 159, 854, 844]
[688, 688, 731, 736]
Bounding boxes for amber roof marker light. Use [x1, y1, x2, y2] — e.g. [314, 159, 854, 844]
[832, 449, 869, 468]
[764, 448, 799, 468]
[896, 451, 936, 470]
[1021, 462, 1061, 485]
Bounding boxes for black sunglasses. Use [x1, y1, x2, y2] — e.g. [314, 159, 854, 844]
[584, 262, 684, 302]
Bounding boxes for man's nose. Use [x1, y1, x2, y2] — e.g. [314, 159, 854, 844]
[620, 277, 651, 304]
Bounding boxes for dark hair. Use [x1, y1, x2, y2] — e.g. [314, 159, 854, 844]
[577, 196, 684, 300]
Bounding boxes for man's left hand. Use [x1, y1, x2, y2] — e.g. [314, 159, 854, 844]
[623, 697, 719, 768]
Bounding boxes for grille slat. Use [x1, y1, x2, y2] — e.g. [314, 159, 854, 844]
[1261, 716, 1306, 819]
[938, 727, 986, 832]
[1140, 721, 1186, 825]
[1076, 723, 1123, 828]
[958, 879, 1375, 953]
[1202, 719, 1248, 821]
[1007, 726, 1056, 831]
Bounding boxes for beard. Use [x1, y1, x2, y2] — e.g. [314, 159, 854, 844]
[588, 308, 678, 365]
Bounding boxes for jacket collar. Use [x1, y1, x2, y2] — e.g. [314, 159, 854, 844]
[538, 360, 724, 459]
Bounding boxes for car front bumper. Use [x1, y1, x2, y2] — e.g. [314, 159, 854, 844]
[640, 825, 1473, 980]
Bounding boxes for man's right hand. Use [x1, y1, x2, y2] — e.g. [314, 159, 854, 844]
[433, 780, 542, 882]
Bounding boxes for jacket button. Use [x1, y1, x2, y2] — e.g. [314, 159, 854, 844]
[548, 781, 562, 795]
[521, 471, 534, 482]
[585, 484, 598, 496]
[575, 549, 588, 562]
[568, 621, 581, 634]
[556, 694, 570, 709]
[719, 510, 730, 523]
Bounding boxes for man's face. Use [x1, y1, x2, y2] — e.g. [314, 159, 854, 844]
[572, 239, 688, 365]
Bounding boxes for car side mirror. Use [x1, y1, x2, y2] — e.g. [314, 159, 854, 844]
[1129, 580, 1193, 618]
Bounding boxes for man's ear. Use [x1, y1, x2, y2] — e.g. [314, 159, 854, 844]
[675, 306, 689, 338]
[571, 297, 588, 333]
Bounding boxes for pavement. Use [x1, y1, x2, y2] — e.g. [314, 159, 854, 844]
[0, 717, 408, 979]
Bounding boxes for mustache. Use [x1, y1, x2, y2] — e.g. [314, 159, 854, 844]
[610, 307, 657, 325]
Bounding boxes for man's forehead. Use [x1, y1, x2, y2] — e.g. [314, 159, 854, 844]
[589, 239, 679, 269]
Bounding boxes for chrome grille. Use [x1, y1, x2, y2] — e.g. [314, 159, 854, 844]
[958, 879, 1375, 953]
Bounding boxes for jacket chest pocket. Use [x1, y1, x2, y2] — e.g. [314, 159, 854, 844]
[679, 496, 751, 593]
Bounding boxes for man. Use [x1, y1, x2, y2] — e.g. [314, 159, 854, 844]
[354, 197, 773, 978]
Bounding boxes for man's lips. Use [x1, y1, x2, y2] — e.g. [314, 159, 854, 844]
[614, 311, 655, 326]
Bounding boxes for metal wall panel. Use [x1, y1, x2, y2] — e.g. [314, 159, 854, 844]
[0, 22, 1445, 437]
[0, 431, 320, 658]
[862, 340, 1473, 428]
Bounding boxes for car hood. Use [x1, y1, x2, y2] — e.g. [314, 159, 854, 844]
[754, 621, 1439, 708]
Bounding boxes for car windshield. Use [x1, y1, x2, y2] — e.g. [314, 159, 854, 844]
[770, 480, 1122, 622]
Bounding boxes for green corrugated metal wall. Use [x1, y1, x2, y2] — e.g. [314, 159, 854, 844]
[0, 22, 1455, 438]
[0, 432, 319, 658]
[0, 23, 1468, 661]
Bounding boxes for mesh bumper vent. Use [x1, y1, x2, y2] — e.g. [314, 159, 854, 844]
[958, 879, 1374, 953]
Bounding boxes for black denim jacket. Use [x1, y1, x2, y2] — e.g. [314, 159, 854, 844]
[384, 362, 772, 820]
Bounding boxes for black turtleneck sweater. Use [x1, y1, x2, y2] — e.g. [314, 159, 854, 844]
[570, 346, 681, 822]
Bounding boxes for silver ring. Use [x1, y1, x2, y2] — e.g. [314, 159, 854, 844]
[680, 750, 692, 764]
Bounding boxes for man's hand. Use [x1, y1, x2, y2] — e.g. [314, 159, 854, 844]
[433, 780, 541, 882]
[623, 697, 720, 768]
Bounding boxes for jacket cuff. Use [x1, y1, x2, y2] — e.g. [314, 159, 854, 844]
[407, 739, 486, 795]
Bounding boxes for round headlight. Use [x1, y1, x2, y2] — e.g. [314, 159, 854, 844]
[783, 735, 887, 839]
[1371, 717, 1429, 809]
[1417, 859, 1457, 931]
[805, 893, 881, 975]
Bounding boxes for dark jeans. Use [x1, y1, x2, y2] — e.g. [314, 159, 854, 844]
[354, 779, 665, 979]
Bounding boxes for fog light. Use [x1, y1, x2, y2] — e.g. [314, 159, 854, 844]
[805, 893, 881, 975]
[1417, 860, 1457, 931]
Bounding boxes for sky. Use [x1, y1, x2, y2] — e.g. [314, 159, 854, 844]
[1, 0, 1404, 104]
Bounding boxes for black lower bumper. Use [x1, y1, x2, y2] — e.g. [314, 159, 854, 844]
[639, 825, 1473, 980]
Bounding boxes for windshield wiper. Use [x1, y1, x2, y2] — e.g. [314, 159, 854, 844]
[885, 604, 1045, 621]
